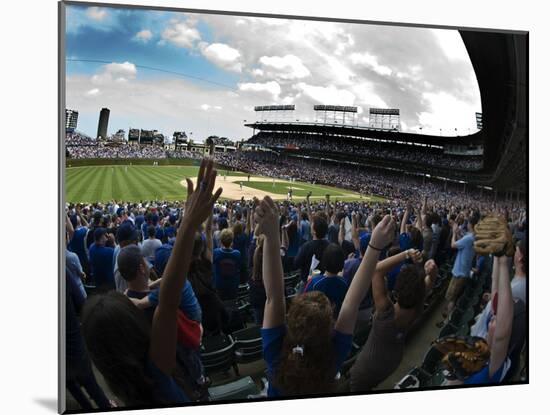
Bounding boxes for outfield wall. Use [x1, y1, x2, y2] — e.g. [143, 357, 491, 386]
[66, 158, 200, 167]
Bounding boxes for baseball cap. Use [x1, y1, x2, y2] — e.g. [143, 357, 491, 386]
[116, 222, 139, 243]
[94, 227, 107, 242]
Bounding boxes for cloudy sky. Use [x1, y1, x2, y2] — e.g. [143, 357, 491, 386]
[65, 5, 481, 141]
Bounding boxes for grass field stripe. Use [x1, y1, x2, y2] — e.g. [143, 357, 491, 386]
[65, 166, 88, 190]
[67, 167, 98, 202]
[144, 167, 187, 197]
[100, 166, 115, 201]
[121, 166, 148, 202]
[90, 166, 109, 202]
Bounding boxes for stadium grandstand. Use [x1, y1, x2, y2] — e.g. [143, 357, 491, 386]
[64, 30, 526, 410]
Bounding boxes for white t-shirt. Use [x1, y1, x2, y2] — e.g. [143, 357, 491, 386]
[141, 238, 162, 260]
[470, 275, 527, 338]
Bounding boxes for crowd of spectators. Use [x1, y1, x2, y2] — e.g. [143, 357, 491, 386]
[247, 132, 484, 171]
[65, 158, 526, 409]
[214, 151, 499, 209]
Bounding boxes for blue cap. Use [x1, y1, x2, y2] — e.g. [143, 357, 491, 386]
[94, 227, 107, 242]
[116, 223, 138, 243]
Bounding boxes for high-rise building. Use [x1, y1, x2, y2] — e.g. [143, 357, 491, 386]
[369, 108, 401, 131]
[65, 109, 78, 133]
[97, 107, 110, 139]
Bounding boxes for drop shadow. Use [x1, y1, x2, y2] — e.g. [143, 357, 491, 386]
[34, 398, 58, 413]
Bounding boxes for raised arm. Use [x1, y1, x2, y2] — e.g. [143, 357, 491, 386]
[401, 206, 411, 235]
[351, 213, 360, 252]
[489, 255, 514, 377]
[325, 194, 331, 220]
[149, 159, 222, 375]
[338, 217, 346, 246]
[335, 215, 396, 335]
[255, 196, 286, 329]
[306, 192, 312, 222]
[66, 214, 75, 241]
[204, 211, 214, 263]
[450, 222, 459, 249]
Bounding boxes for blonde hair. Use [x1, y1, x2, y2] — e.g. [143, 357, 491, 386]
[220, 228, 234, 248]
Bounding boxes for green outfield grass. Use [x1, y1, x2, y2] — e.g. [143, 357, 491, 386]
[65, 165, 386, 203]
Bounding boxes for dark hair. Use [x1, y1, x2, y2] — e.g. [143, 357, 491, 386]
[147, 225, 156, 238]
[425, 214, 434, 228]
[274, 291, 335, 396]
[312, 215, 328, 239]
[322, 243, 345, 274]
[468, 215, 479, 228]
[394, 265, 425, 309]
[192, 232, 205, 258]
[117, 245, 144, 282]
[369, 214, 382, 230]
[408, 227, 423, 250]
[81, 292, 155, 405]
[387, 247, 402, 257]
[301, 212, 309, 221]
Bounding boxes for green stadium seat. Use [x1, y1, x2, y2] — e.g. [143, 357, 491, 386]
[208, 376, 260, 401]
[232, 326, 263, 364]
[200, 333, 239, 377]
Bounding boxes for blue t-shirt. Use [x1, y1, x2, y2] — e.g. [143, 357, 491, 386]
[213, 248, 241, 299]
[68, 227, 89, 270]
[154, 243, 173, 277]
[148, 280, 202, 322]
[261, 325, 352, 397]
[300, 220, 311, 242]
[464, 359, 509, 385]
[452, 232, 475, 278]
[304, 275, 349, 317]
[146, 359, 190, 403]
[88, 243, 115, 288]
[232, 233, 250, 265]
[343, 257, 373, 309]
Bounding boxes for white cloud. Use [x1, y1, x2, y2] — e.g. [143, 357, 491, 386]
[91, 62, 137, 85]
[258, 55, 311, 80]
[238, 81, 281, 98]
[418, 91, 480, 135]
[294, 83, 355, 106]
[200, 104, 223, 111]
[85, 88, 100, 97]
[350, 52, 393, 76]
[162, 20, 201, 49]
[86, 7, 107, 21]
[201, 43, 243, 72]
[432, 29, 468, 61]
[134, 29, 153, 43]
[352, 83, 388, 109]
[251, 68, 264, 77]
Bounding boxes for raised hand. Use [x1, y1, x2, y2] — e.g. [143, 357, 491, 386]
[424, 259, 438, 277]
[370, 214, 396, 250]
[254, 196, 279, 238]
[183, 159, 222, 230]
[407, 249, 423, 264]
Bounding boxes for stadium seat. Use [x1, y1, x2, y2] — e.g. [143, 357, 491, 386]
[207, 376, 260, 401]
[200, 333, 239, 377]
[438, 323, 457, 338]
[237, 283, 250, 303]
[395, 368, 421, 389]
[83, 284, 98, 296]
[284, 271, 301, 290]
[232, 326, 263, 364]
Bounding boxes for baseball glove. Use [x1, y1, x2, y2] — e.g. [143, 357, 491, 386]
[474, 216, 514, 256]
[432, 335, 491, 380]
